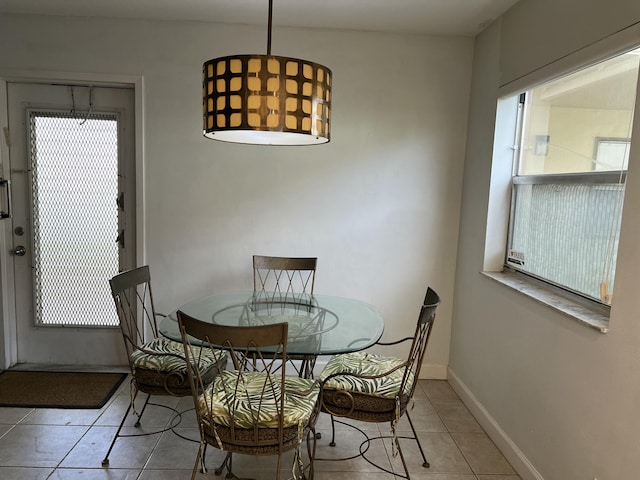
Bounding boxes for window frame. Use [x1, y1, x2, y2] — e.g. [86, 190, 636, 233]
[483, 36, 640, 332]
[503, 50, 636, 306]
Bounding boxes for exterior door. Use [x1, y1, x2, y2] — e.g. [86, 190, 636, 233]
[6, 82, 135, 366]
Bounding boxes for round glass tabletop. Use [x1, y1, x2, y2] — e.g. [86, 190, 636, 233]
[160, 291, 384, 356]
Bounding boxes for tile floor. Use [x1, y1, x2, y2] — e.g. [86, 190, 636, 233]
[0, 378, 521, 480]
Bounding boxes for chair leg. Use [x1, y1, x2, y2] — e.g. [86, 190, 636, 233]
[394, 434, 412, 480]
[299, 355, 317, 379]
[228, 452, 235, 478]
[102, 395, 136, 466]
[200, 442, 208, 474]
[102, 390, 184, 469]
[306, 427, 318, 480]
[329, 415, 337, 447]
[191, 440, 205, 480]
[275, 452, 283, 480]
[102, 391, 164, 467]
[214, 451, 231, 476]
[406, 411, 429, 468]
[134, 393, 152, 427]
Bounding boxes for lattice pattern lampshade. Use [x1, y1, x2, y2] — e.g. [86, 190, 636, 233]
[203, 55, 331, 145]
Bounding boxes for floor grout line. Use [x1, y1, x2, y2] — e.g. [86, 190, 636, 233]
[0, 380, 521, 479]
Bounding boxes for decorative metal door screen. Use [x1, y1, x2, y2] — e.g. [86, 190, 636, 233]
[29, 111, 120, 327]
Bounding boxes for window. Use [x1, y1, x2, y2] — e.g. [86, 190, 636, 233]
[506, 48, 640, 306]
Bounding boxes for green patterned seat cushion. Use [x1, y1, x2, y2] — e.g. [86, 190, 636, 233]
[320, 351, 413, 399]
[197, 371, 319, 429]
[131, 338, 224, 373]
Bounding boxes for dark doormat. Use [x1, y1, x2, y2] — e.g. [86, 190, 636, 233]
[0, 370, 127, 409]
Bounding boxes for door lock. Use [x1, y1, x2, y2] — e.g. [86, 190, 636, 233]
[11, 245, 26, 256]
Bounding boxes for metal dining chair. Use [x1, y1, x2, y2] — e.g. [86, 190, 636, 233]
[178, 310, 322, 480]
[252, 255, 319, 378]
[102, 266, 226, 466]
[319, 287, 441, 479]
[253, 255, 317, 297]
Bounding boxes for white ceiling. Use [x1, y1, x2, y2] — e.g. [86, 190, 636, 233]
[0, 0, 519, 36]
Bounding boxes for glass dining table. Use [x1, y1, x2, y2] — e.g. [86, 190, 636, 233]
[159, 291, 385, 358]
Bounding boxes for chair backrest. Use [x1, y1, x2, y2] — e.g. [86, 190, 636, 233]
[253, 255, 317, 297]
[178, 310, 289, 443]
[109, 266, 159, 365]
[399, 287, 441, 403]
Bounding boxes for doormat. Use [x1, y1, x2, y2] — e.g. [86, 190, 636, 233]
[0, 371, 127, 409]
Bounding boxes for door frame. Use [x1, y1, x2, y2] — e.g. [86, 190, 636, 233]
[0, 69, 146, 369]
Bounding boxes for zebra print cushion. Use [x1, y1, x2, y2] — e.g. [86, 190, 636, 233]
[197, 371, 320, 429]
[131, 338, 223, 372]
[320, 351, 412, 399]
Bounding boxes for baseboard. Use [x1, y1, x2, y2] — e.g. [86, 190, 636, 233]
[419, 363, 448, 379]
[447, 367, 544, 480]
[312, 358, 329, 376]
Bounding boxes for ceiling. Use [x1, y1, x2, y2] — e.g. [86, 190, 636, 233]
[0, 0, 520, 36]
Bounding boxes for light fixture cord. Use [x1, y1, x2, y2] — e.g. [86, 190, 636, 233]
[267, 0, 273, 55]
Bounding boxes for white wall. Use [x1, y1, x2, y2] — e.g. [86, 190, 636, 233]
[0, 14, 473, 375]
[450, 1, 640, 479]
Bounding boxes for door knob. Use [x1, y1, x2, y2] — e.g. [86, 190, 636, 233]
[11, 245, 26, 256]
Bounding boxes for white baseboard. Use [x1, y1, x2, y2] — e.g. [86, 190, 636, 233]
[312, 358, 329, 376]
[419, 363, 448, 379]
[447, 368, 544, 480]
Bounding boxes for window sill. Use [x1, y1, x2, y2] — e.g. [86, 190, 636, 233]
[481, 270, 609, 333]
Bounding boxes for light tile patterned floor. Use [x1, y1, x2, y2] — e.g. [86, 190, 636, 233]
[0, 378, 521, 480]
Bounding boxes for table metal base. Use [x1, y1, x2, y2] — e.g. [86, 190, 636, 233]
[315, 418, 430, 479]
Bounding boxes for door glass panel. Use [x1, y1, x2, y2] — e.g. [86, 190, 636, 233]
[29, 112, 120, 326]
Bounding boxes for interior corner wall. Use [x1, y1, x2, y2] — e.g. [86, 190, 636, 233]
[450, 1, 640, 479]
[0, 14, 474, 375]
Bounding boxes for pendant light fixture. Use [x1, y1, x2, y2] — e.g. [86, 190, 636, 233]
[202, 0, 332, 145]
